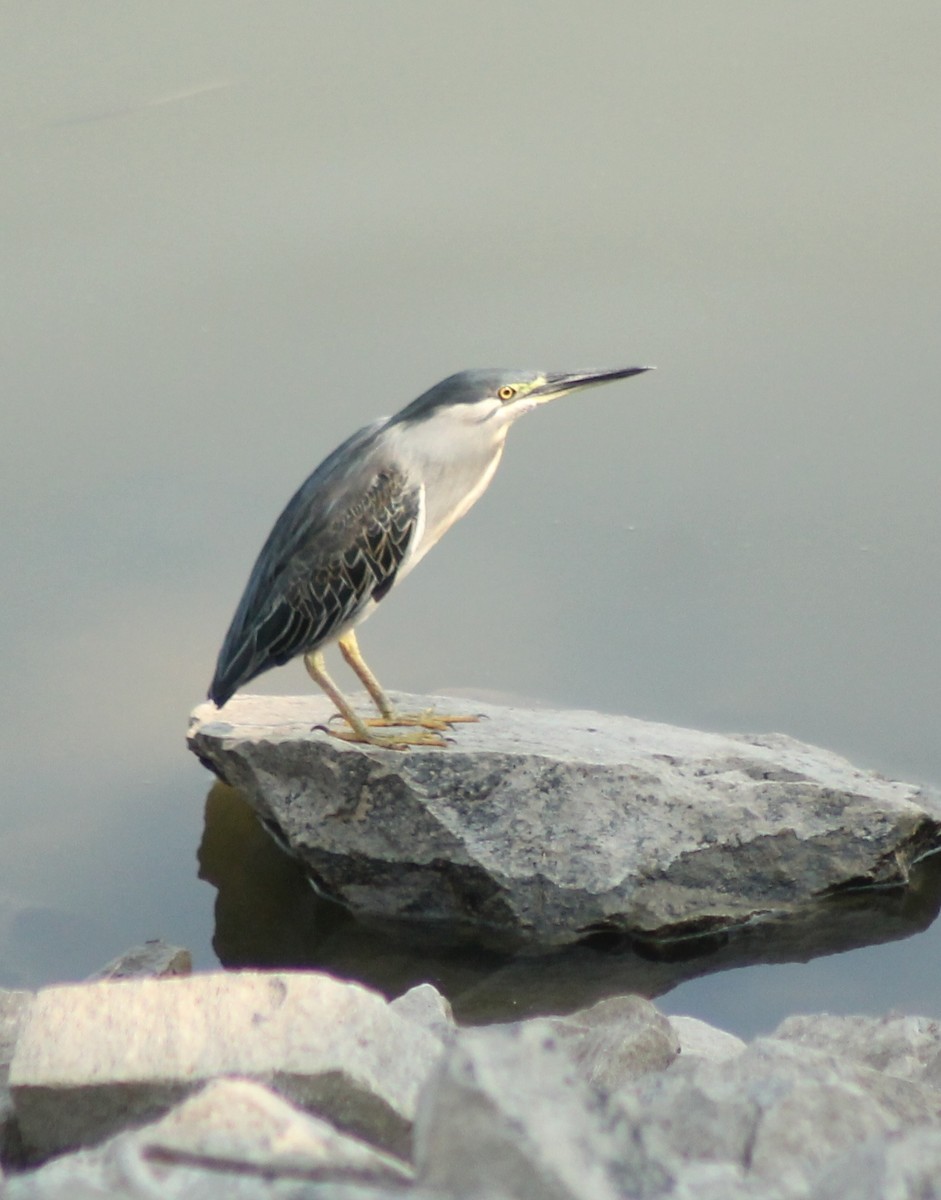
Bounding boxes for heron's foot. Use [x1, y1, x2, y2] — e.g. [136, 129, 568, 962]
[324, 723, 449, 750]
[320, 706, 479, 748]
[361, 708, 481, 732]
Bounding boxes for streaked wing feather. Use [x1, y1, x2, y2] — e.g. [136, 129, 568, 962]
[209, 422, 420, 705]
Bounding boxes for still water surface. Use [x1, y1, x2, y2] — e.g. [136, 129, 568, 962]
[3, 4, 940, 1038]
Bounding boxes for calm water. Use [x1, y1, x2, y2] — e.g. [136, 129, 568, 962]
[3, 4, 940, 1039]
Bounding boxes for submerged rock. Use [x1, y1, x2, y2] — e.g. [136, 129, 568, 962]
[188, 693, 941, 948]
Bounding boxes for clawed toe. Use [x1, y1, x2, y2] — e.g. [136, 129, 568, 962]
[313, 703, 478, 750]
[328, 726, 448, 749]
[365, 709, 480, 732]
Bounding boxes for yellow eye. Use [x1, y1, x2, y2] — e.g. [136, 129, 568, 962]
[498, 385, 517, 401]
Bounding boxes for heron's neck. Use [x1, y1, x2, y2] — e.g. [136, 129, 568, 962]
[386, 415, 509, 562]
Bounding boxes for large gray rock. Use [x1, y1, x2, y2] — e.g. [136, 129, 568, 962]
[187, 693, 941, 947]
[199, 777, 941, 1021]
[9, 970, 443, 1161]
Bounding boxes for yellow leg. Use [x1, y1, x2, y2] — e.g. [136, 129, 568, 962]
[337, 630, 480, 732]
[337, 630, 395, 718]
[304, 649, 448, 749]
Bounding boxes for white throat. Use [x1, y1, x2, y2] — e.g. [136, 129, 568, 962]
[385, 404, 513, 570]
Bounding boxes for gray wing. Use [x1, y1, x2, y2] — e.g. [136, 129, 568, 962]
[209, 422, 420, 706]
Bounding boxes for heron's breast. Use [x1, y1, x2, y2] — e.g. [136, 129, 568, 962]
[412, 457, 506, 567]
[384, 414, 507, 567]
[420, 446, 503, 547]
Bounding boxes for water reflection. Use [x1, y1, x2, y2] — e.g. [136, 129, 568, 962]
[4, 0, 941, 1019]
[199, 782, 941, 1025]
[0, 901, 107, 990]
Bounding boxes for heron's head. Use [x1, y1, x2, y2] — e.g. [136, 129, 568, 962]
[392, 366, 653, 434]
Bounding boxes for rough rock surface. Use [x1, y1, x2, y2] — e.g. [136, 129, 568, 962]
[188, 693, 941, 947]
[807, 1126, 941, 1200]
[413, 1019, 633, 1200]
[9, 971, 443, 1160]
[772, 1011, 941, 1085]
[7, 967, 941, 1198]
[613, 1036, 941, 1198]
[412, 1020, 941, 1200]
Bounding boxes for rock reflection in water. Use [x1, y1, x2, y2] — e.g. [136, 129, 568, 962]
[198, 782, 941, 1026]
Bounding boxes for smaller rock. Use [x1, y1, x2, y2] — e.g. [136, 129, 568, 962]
[547, 994, 680, 1091]
[389, 983, 456, 1040]
[5, 1078, 413, 1198]
[140, 1077, 413, 1183]
[669, 1015, 746, 1062]
[85, 939, 192, 981]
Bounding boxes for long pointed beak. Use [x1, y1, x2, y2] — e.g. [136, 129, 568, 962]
[532, 366, 654, 402]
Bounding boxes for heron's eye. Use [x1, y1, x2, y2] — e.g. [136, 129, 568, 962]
[498, 385, 517, 402]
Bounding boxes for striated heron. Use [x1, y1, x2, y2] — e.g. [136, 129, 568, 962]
[208, 366, 652, 747]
